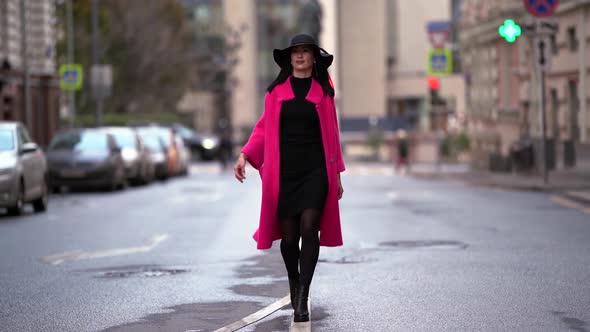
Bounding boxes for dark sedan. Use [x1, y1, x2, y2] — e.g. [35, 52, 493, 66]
[46, 129, 127, 191]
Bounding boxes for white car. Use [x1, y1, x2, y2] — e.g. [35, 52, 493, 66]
[0, 122, 48, 216]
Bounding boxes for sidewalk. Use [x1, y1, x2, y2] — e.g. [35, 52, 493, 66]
[409, 162, 590, 200]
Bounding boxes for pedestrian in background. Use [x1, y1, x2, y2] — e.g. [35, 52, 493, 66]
[219, 129, 233, 171]
[396, 129, 410, 174]
[233, 34, 345, 322]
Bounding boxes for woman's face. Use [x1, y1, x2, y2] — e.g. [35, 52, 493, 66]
[290, 45, 315, 72]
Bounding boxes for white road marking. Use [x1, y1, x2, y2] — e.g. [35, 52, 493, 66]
[39, 234, 169, 265]
[209, 295, 291, 332]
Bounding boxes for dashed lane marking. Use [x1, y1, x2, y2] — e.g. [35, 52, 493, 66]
[39, 234, 169, 265]
[551, 196, 590, 215]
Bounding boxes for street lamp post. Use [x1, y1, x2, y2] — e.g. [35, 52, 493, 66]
[66, 0, 76, 127]
[92, 0, 102, 126]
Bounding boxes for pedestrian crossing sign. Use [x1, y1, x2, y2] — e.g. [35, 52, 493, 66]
[427, 49, 453, 75]
[59, 64, 84, 91]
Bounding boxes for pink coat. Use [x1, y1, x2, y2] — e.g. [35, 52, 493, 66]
[241, 77, 346, 250]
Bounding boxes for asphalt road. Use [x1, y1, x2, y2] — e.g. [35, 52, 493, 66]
[1, 162, 589, 332]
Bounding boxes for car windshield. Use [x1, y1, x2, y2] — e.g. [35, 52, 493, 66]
[141, 135, 163, 152]
[176, 126, 196, 140]
[157, 129, 172, 145]
[0, 129, 15, 151]
[49, 131, 109, 152]
[111, 131, 136, 149]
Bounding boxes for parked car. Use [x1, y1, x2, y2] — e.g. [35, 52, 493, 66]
[46, 129, 127, 191]
[166, 124, 220, 161]
[103, 127, 155, 185]
[135, 129, 169, 180]
[174, 135, 191, 176]
[0, 121, 48, 216]
[149, 126, 180, 177]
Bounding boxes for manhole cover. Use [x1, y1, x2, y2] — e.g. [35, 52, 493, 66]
[379, 240, 468, 250]
[85, 265, 191, 278]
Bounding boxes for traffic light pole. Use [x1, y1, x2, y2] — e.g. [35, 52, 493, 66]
[539, 67, 549, 185]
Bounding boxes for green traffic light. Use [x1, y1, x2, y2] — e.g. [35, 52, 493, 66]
[499, 19, 521, 43]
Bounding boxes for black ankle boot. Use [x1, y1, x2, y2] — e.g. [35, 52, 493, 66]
[293, 285, 309, 322]
[288, 277, 300, 309]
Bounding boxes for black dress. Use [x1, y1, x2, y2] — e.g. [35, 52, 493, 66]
[277, 76, 328, 219]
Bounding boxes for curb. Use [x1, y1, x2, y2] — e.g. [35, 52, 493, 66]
[410, 172, 590, 193]
[562, 191, 590, 206]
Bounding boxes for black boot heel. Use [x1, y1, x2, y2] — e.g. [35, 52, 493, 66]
[293, 285, 309, 322]
[289, 277, 300, 309]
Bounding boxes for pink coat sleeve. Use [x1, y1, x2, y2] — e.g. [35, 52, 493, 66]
[241, 94, 268, 170]
[331, 97, 346, 173]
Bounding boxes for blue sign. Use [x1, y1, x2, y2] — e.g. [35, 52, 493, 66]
[59, 64, 83, 91]
[523, 0, 559, 17]
[427, 49, 453, 75]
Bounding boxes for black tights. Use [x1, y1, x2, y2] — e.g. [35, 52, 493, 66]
[280, 209, 322, 287]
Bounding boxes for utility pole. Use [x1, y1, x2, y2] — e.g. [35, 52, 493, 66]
[66, 0, 76, 127]
[92, 0, 102, 126]
[20, 0, 31, 130]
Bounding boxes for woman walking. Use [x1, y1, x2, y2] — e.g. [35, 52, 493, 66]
[233, 34, 345, 322]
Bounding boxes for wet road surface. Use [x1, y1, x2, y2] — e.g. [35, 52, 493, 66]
[1, 163, 589, 331]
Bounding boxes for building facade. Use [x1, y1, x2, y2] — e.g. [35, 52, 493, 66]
[0, 0, 60, 147]
[460, 0, 590, 170]
[223, 0, 466, 161]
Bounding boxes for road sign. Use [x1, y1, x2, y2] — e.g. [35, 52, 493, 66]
[427, 49, 453, 75]
[91, 65, 113, 99]
[534, 36, 552, 71]
[523, 0, 559, 17]
[59, 64, 83, 91]
[426, 21, 450, 49]
[499, 19, 522, 43]
[522, 17, 559, 36]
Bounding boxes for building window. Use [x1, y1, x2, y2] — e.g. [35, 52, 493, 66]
[550, 88, 559, 138]
[567, 26, 578, 52]
[550, 34, 558, 55]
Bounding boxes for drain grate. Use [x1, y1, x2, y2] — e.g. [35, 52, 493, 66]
[379, 240, 469, 250]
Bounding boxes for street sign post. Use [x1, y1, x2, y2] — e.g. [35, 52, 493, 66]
[533, 36, 552, 72]
[522, 0, 560, 185]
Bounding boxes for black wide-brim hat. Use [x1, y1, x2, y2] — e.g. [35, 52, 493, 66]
[273, 34, 333, 69]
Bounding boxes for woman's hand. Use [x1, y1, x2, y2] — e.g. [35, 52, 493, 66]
[234, 153, 247, 183]
[337, 174, 344, 200]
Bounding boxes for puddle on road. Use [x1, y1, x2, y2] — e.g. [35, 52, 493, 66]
[102, 301, 263, 332]
[78, 264, 191, 279]
[552, 311, 589, 332]
[229, 251, 289, 298]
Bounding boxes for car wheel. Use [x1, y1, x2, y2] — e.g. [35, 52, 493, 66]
[7, 181, 25, 216]
[33, 181, 48, 213]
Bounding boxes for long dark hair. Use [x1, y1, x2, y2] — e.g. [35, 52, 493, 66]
[266, 51, 335, 97]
